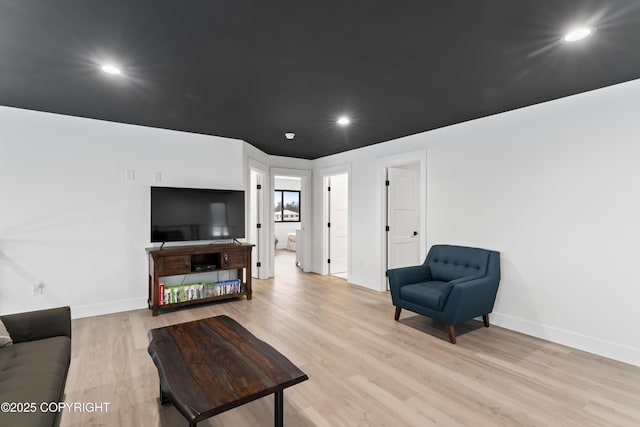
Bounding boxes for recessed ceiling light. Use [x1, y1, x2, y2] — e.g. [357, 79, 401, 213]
[101, 64, 122, 75]
[284, 132, 295, 140]
[337, 116, 350, 126]
[563, 27, 593, 42]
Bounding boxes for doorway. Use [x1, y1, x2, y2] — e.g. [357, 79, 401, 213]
[325, 173, 349, 279]
[273, 175, 302, 276]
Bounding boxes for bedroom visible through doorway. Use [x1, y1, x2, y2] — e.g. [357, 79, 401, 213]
[274, 175, 302, 276]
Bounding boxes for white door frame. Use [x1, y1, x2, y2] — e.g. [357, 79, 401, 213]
[377, 149, 427, 291]
[270, 167, 312, 274]
[321, 164, 351, 277]
[247, 158, 269, 279]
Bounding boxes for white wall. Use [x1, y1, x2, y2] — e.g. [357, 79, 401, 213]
[0, 106, 244, 318]
[312, 78, 640, 366]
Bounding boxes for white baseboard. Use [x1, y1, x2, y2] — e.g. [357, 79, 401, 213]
[347, 274, 384, 292]
[491, 312, 640, 367]
[71, 298, 148, 319]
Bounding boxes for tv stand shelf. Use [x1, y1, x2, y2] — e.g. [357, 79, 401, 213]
[146, 243, 254, 316]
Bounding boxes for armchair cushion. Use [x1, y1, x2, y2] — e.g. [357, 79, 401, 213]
[401, 281, 452, 310]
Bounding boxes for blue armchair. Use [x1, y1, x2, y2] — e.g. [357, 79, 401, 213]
[387, 244, 501, 343]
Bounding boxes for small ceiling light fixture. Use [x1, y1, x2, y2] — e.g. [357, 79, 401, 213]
[337, 116, 351, 126]
[101, 64, 122, 75]
[563, 27, 593, 42]
[284, 132, 295, 140]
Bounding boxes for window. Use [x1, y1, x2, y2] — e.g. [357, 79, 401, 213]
[274, 190, 300, 222]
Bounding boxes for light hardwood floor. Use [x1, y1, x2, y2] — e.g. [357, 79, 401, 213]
[62, 251, 640, 426]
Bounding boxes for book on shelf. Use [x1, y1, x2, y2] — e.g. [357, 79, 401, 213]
[204, 279, 241, 297]
[159, 282, 165, 305]
[162, 279, 242, 304]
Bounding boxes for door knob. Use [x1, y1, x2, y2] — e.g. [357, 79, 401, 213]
[413, 231, 418, 236]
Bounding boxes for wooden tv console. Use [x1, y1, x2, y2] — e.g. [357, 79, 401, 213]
[146, 243, 254, 316]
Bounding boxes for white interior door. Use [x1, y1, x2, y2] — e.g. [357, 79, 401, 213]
[328, 174, 348, 274]
[387, 166, 420, 270]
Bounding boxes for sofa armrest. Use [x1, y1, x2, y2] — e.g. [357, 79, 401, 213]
[0, 306, 71, 344]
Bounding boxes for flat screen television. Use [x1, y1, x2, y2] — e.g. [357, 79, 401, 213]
[151, 186, 246, 243]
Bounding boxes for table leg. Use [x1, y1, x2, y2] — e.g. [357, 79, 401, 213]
[274, 390, 283, 427]
[160, 384, 169, 405]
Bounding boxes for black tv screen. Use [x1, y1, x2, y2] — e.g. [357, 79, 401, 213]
[151, 187, 246, 243]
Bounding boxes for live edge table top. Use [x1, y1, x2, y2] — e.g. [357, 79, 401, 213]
[147, 315, 308, 425]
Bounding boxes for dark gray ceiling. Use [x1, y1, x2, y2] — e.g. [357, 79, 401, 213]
[2, 1, 640, 159]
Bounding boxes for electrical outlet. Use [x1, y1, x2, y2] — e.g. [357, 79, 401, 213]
[32, 281, 44, 296]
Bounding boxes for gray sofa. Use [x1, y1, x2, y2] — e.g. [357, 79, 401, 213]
[0, 306, 71, 427]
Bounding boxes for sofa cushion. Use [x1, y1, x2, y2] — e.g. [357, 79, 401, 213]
[0, 336, 71, 427]
[401, 281, 453, 310]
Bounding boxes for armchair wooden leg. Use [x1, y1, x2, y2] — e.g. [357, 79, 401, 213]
[394, 306, 402, 321]
[445, 324, 456, 344]
[482, 314, 490, 327]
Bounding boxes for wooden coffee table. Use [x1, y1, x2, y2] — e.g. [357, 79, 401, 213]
[148, 315, 308, 426]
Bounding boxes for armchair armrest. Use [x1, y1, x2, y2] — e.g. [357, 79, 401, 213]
[387, 264, 431, 288]
[443, 276, 500, 324]
[0, 306, 71, 344]
[387, 264, 431, 305]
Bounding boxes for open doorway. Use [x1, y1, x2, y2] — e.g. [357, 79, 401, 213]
[273, 175, 302, 276]
[324, 173, 349, 279]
